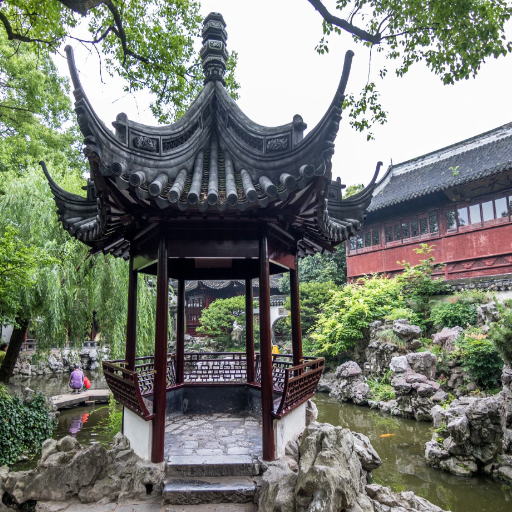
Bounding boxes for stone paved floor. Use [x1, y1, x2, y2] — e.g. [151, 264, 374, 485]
[164, 413, 262, 461]
[36, 499, 257, 511]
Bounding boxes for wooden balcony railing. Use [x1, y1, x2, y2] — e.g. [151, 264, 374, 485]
[103, 360, 155, 421]
[102, 352, 324, 421]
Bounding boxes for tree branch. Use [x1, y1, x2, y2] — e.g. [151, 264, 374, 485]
[307, 0, 381, 44]
[0, 11, 58, 47]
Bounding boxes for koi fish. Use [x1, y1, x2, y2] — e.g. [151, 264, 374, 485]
[379, 434, 396, 438]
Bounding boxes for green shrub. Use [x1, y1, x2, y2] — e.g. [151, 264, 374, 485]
[384, 307, 417, 322]
[430, 300, 477, 328]
[92, 394, 122, 443]
[368, 371, 396, 402]
[489, 301, 512, 365]
[456, 327, 503, 389]
[376, 329, 405, 347]
[310, 275, 407, 355]
[0, 384, 56, 465]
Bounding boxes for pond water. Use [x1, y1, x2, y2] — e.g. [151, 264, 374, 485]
[10, 373, 512, 511]
[314, 394, 512, 512]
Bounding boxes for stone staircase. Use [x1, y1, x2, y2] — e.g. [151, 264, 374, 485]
[163, 455, 261, 507]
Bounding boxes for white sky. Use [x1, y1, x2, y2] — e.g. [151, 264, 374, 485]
[54, 0, 512, 188]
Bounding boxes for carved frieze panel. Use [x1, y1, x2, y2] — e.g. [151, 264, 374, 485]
[162, 121, 200, 152]
[266, 137, 289, 153]
[227, 117, 263, 152]
[132, 134, 159, 153]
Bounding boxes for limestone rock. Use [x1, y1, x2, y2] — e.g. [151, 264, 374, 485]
[408, 339, 423, 351]
[317, 372, 336, 393]
[390, 356, 409, 374]
[335, 361, 363, 379]
[393, 319, 422, 341]
[330, 362, 370, 405]
[406, 352, 437, 379]
[352, 432, 382, 471]
[259, 460, 297, 512]
[305, 399, 318, 426]
[365, 340, 401, 376]
[432, 327, 463, 352]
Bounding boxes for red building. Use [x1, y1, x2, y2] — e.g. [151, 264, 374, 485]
[347, 123, 512, 286]
[172, 277, 281, 336]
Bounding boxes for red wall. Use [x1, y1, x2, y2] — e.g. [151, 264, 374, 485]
[347, 220, 512, 281]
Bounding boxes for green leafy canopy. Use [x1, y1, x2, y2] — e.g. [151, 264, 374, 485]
[0, 1, 240, 123]
[309, 0, 512, 139]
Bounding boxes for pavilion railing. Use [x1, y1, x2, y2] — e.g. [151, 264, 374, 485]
[102, 352, 324, 419]
[102, 360, 155, 421]
[273, 357, 325, 418]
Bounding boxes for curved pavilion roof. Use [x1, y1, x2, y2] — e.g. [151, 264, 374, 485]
[43, 12, 379, 259]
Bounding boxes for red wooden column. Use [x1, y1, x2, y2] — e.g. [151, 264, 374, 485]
[125, 253, 138, 371]
[151, 236, 168, 463]
[290, 252, 303, 367]
[259, 222, 275, 461]
[245, 278, 255, 383]
[175, 277, 185, 384]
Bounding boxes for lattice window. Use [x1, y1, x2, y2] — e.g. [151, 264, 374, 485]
[402, 222, 410, 239]
[357, 234, 363, 249]
[394, 224, 401, 241]
[446, 210, 456, 230]
[410, 219, 419, 237]
[385, 226, 393, 243]
[350, 237, 356, 251]
[364, 232, 371, 247]
[372, 230, 380, 246]
[419, 217, 428, 235]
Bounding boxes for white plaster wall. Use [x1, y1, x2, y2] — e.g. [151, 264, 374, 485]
[123, 407, 153, 461]
[273, 402, 306, 459]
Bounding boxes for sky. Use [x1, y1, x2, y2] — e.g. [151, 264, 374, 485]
[54, 0, 512, 189]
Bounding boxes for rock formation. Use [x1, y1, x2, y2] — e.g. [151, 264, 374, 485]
[259, 422, 446, 512]
[326, 361, 370, 405]
[425, 365, 512, 484]
[0, 434, 164, 506]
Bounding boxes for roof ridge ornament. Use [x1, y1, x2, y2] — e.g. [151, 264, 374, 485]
[200, 12, 228, 85]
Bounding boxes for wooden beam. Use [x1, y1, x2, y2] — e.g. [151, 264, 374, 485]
[124, 252, 137, 371]
[245, 278, 255, 383]
[176, 277, 185, 384]
[259, 222, 275, 461]
[290, 252, 303, 367]
[151, 235, 169, 463]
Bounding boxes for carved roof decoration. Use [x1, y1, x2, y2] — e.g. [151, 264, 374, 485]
[43, 12, 379, 259]
[170, 276, 282, 294]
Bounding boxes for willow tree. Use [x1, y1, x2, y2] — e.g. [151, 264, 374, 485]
[0, 167, 160, 382]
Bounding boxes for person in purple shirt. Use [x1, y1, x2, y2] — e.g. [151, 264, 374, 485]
[69, 364, 84, 394]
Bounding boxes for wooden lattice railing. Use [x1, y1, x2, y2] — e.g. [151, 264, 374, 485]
[102, 360, 155, 420]
[273, 357, 325, 418]
[103, 352, 324, 420]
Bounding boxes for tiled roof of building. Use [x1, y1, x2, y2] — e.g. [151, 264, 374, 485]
[368, 122, 512, 212]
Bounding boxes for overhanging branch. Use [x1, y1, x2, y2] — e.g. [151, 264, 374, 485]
[307, 0, 381, 44]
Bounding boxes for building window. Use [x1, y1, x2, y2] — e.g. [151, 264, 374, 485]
[364, 232, 371, 247]
[372, 230, 380, 245]
[481, 200, 494, 222]
[357, 234, 363, 249]
[385, 226, 393, 243]
[429, 213, 438, 233]
[350, 237, 356, 251]
[495, 197, 508, 218]
[469, 204, 481, 225]
[402, 222, 410, 239]
[394, 224, 401, 241]
[419, 217, 428, 235]
[411, 219, 419, 237]
[446, 210, 456, 230]
[458, 207, 469, 226]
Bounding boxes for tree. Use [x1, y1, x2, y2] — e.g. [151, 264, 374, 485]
[0, 1, 239, 123]
[489, 301, 512, 365]
[0, 30, 83, 175]
[279, 245, 346, 293]
[308, 0, 512, 139]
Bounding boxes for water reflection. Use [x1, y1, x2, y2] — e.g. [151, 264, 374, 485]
[11, 370, 107, 397]
[314, 394, 512, 512]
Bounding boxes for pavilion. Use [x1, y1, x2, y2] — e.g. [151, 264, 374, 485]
[43, 13, 378, 463]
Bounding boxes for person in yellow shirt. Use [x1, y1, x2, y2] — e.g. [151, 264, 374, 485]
[0, 343, 7, 364]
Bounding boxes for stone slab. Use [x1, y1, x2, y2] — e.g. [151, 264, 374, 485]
[163, 505, 257, 512]
[166, 455, 259, 477]
[162, 476, 256, 505]
[51, 390, 111, 410]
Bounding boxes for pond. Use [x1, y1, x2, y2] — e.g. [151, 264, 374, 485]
[314, 394, 512, 512]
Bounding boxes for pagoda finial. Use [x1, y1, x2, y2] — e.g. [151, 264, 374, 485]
[200, 12, 228, 85]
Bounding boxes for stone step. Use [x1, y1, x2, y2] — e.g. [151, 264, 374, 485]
[162, 476, 256, 505]
[166, 455, 260, 477]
